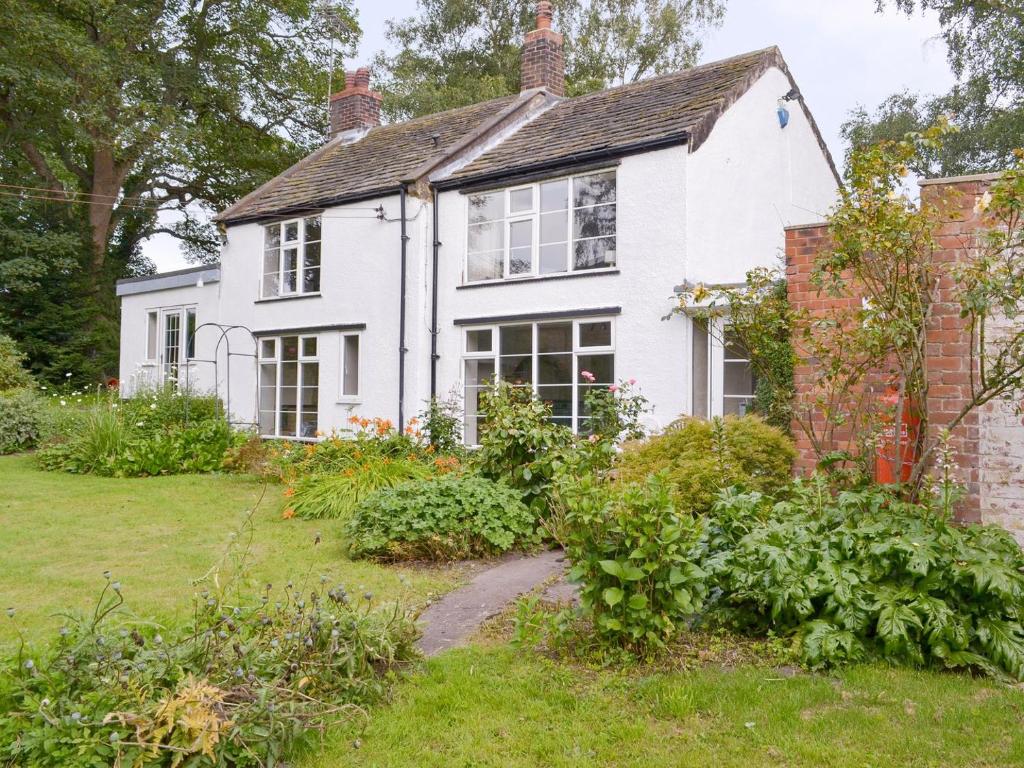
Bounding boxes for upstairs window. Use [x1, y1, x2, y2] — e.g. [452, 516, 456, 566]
[466, 170, 617, 282]
[262, 216, 321, 298]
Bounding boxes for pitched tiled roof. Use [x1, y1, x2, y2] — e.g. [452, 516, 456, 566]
[442, 47, 817, 186]
[218, 95, 519, 224]
[219, 46, 833, 223]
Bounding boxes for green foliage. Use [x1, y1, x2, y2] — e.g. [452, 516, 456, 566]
[582, 377, 649, 441]
[0, 334, 33, 391]
[558, 473, 707, 654]
[703, 480, 1024, 679]
[616, 416, 796, 516]
[373, 0, 725, 120]
[473, 381, 575, 508]
[347, 473, 537, 560]
[36, 386, 238, 477]
[0, 389, 45, 454]
[286, 456, 434, 521]
[0, 575, 417, 767]
[419, 390, 465, 455]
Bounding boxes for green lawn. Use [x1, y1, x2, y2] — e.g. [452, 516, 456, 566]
[0, 454, 460, 646]
[303, 646, 1024, 767]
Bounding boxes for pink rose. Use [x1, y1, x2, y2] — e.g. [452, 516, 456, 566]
[608, 385, 618, 393]
[628, 378, 637, 385]
[580, 370, 595, 383]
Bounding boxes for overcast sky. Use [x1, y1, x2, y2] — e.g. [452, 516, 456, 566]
[145, 0, 955, 272]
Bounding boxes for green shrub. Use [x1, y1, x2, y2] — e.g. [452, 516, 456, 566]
[616, 415, 795, 516]
[558, 473, 708, 654]
[286, 455, 434, 521]
[703, 480, 1024, 679]
[0, 334, 33, 392]
[419, 390, 464, 455]
[0, 576, 417, 767]
[473, 381, 574, 508]
[347, 473, 537, 560]
[0, 389, 45, 454]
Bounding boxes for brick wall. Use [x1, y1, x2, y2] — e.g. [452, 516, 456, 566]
[520, 1, 565, 96]
[329, 68, 381, 136]
[785, 174, 1023, 530]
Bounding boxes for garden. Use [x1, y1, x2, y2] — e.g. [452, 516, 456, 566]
[2, 133, 1024, 766]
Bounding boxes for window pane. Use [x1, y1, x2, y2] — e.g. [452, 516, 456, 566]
[468, 222, 503, 253]
[343, 335, 359, 396]
[303, 267, 321, 293]
[300, 412, 318, 439]
[723, 397, 754, 416]
[259, 411, 276, 435]
[500, 325, 532, 355]
[301, 383, 318, 409]
[279, 411, 297, 437]
[538, 353, 572, 384]
[304, 216, 322, 242]
[465, 358, 495, 386]
[500, 355, 532, 384]
[303, 241, 321, 269]
[577, 353, 613, 383]
[262, 271, 279, 297]
[573, 172, 616, 207]
[259, 363, 277, 392]
[539, 243, 567, 274]
[574, 237, 616, 270]
[185, 308, 197, 359]
[283, 221, 299, 242]
[467, 192, 504, 224]
[301, 337, 317, 358]
[573, 204, 616, 239]
[510, 218, 532, 275]
[724, 360, 755, 397]
[538, 322, 572, 353]
[691, 320, 709, 419]
[466, 329, 492, 353]
[540, 211, 568, 244]
[264, 224, 280, 250]
[467, 251, 503, 282]
[537, 385, 572, 418]
[281, 361, 298, 387]
[510, 188, 533, 213]
[510, 249, 531, 275]
[260, 339, 276, 359]
[723, 329, 748, 360]
[282, 247, 298, 293]
[579, 321, 611, 348]
[540, 180, 568, 212]
[281, 336, 299, 361]
[146, 312, 158, 359]
[262, 249, 279, 297]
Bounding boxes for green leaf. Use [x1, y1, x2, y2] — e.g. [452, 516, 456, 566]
[627, 594, 648, 610]
[603, 587, 624, 607]
[599, 560, 624, 579]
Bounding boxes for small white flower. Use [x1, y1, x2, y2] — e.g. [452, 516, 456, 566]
[59, 399, 67, 406]
[150, 403, 157, 410]
[974, 190, 992, 214]
[65, 372, 72, 378]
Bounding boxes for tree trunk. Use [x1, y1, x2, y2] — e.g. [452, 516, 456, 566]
[86, 144, 127, 292]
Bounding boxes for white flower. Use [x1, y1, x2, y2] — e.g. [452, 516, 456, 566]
[974, 191, 992, 214]
[59, 399, 67, 406]
[65, 372, 72, 378]
[150, 403, 157, 410]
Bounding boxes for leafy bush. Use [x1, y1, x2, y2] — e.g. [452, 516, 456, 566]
[0, 389, 45, 454]
[581, 376, 649, 442]
[473, 381, 574, 508]
[0, 333, 33, 391]
[286, 455, 434, 521]
[0, 575, 417, 767]
[347, 473, 537, 560]
[702, 480, 1024, 679]
[419, 390, 464, 455]
[558, 473, 707, 654]
[616, 415, 795, 516]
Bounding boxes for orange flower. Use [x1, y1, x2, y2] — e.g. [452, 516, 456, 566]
[282, 508, 295, 520]
[284, 487, 295, 497]
[348, 415, 361, 425]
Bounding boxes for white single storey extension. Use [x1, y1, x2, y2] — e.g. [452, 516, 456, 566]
[116, 3, 839, 442]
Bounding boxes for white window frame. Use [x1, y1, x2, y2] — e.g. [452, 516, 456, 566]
[464, 169, 618, 284]
[692, 317, 756, 418]
[461, 316, 616, 443]
[258, 334, 320, 440]
[261, 216, 322, 299]
[338, 332, 361, 402]
[145, 305, 198, 382]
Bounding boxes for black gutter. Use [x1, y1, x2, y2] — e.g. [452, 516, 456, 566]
[398, 184, 409, 428]
[429, 186, 441, 399]
[433, 132, 689, 192]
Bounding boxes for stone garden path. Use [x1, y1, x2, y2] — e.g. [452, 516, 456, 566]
[417, 549, 569, 656]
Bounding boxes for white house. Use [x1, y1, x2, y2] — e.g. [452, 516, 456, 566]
[116, 3, 839, 443]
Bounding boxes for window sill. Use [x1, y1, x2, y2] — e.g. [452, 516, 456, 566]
[255, 293, 322, 304]
[336, 397, 362, 405]
[457, 268, 619, 290]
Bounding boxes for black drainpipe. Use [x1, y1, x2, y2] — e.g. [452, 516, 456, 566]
[398, 185, 409, 428]
[430, 186, 440, 398]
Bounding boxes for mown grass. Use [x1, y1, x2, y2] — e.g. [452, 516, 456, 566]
[302, 646, 1024, 767]
[0, 454, 461, 646]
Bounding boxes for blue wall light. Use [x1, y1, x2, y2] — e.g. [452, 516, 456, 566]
[777, 104, 790, 129]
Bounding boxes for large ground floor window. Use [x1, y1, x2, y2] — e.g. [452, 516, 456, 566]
[691, 318, 756, 418]
[259, 335, 319, 439]
[462, 317, 615, 444]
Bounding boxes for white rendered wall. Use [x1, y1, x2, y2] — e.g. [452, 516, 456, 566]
[118, 282, 220, 397]
[685, 66, 839, 285]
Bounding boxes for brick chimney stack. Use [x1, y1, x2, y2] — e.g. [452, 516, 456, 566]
[329, 67, 382, 137]
[520, 1, 564, 96]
